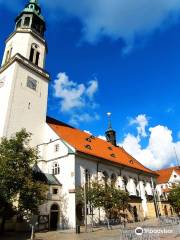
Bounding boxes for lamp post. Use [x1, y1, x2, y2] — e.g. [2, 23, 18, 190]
[84, 169, 87, 232]
[151, 177, 160, 218]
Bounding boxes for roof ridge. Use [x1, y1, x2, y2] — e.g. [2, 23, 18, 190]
[156, 166, 180, 172]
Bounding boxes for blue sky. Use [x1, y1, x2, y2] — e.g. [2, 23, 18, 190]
[1, 0, 180, 169]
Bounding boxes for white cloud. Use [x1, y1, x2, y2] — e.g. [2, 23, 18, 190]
[84, 130, 92, 135]
[43, 0, 180, 52]
[129, 114, 148, 138]
[70, 113, 99, 126]
[98, 135, 106, 141]
[121, 115, 180, 170]
[177, 131, 180, 139]
[53, 72, 98, 112]
[53, 72, 99, 126]
[86, 80, 98, 99]
[53, 72, 85, 112]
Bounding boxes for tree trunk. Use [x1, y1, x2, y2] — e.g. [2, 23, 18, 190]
[0, 215, 6, 233]
[30, 224, 34, 240]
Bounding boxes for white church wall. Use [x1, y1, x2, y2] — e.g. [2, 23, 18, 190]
[4, 62, 48, 146]
[75, 156, 155, 221]
[0, 63, 17, 139]
[2, 31, 46, 68]
[169, 170, 180, 184]
[55, 154, 76, 228]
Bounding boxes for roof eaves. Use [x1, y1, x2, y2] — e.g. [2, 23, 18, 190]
[76, 150, 157, 176]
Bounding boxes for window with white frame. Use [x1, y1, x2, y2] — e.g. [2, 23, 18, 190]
[29, 43, 40, 66]
[52, 162, 60, 175]
[53, 188, 58, 195]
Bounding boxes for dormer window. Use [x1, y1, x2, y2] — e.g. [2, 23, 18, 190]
[85, 144, 92, 150]
[85, 137, 91, 142]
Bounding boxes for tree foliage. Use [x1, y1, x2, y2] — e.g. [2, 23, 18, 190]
[76, 180, 129, 219]
[0, 129, 47, 229]
[168, 184, 180, 214]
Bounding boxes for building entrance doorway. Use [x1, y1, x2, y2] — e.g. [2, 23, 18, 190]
[76, 203, 83, 225]
[50, 204, 59, 230]
[133, 206, 138, 222]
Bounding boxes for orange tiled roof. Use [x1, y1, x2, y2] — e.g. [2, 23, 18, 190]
[156, 166, 180, 184]
[47, 117, 156, 175]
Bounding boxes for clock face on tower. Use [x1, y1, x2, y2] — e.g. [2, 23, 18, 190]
[27, 77, 37, 91]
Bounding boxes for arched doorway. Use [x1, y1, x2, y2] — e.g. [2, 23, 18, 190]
[50, 204, 59, 230]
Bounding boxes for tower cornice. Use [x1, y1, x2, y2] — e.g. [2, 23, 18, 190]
[0, 53, 50, 80]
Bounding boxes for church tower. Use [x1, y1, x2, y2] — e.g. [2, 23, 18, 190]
[0, 0, 50, 146]
[105, 112, 117, 146]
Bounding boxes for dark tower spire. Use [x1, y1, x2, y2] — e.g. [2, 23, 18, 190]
[15, 0, 46, 37]
[105, 112, 117, 146]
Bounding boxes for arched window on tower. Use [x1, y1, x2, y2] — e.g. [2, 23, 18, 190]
[5, 50, 10, 64]
[5, 47, 13, 64]
[52, 162, 60, 175]
[29, 43, 40, 66]
[24, 17, 30, 27]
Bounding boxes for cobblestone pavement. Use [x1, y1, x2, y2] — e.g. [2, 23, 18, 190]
[35, 229, 180, 240]
[1, 228, 180, 240]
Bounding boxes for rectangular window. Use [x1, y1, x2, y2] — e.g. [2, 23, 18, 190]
[53, 188, 58, 195]
[24, 17, 30, 27]
[27, 77, 37, 91]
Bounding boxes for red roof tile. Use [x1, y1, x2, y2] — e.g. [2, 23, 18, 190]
[47, 117, 156, 175]
[156, 166, 180, 184]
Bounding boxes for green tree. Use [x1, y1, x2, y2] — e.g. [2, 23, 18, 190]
[76, 180, 129, 228]
[0, 129, 47, 233]
[168, 184, 180, 215]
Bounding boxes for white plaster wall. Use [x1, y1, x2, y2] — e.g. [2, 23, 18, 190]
[169, 170, 180, 183]
[53, 154, 76, 228]
[0, 63, 16, 139]
[75, 156, 155, 221]
[2, 31, 46, 68]
[2, 62, 48, 146]
[145, 182, 153, 195]
[127, 178, 136, 195]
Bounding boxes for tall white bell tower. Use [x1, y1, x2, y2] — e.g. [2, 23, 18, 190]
[0, 0, 50, 146]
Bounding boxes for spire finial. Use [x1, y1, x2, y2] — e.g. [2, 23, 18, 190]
[107, 112, 112, 130]
[29, 0, 39, 4]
